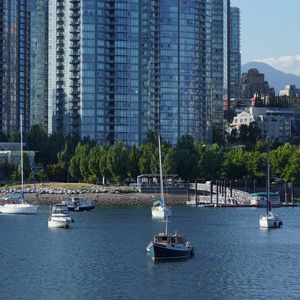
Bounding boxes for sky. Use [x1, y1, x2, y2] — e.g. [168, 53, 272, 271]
[230, 0, 300, 75]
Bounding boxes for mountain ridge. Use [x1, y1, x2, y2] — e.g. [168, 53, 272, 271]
[241, 61, 300, 93]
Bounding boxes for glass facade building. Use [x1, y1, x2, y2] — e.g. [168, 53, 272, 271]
[229, 7, 241, 101]
[48, 0, 141, 144]
[29, 0, 48, 129]
[48, 0, 228, 146]
[210, 0, 228, 129]
[0, 0, 31, 134]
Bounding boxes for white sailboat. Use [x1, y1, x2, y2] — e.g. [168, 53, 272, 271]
[151, 134, 172, 218]
[259, 138, 282, 228]
[0, 114, 39, 214]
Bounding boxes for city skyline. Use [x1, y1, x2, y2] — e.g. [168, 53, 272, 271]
[231, 0, 300, 75]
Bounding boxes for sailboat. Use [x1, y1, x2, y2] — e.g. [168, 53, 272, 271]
[146, 216, 194, 261]
[259, 138, 282, 228]
[0, 114, 39, 214]
[151, 134, 172, 218]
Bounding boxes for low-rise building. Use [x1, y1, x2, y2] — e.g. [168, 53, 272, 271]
[279, 85, 300, 98]
[0, 143, 35, 166]
[229, 106, 298, 142]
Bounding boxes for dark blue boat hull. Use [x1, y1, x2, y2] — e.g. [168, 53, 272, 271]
[150, 243, 193, 260]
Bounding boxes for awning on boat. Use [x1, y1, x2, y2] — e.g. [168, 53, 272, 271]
[7, 193, 24, 201]
[153, 199, 165, 206]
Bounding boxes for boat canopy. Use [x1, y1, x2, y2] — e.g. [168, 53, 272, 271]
[250, 192, 279, 196]
[153, 199, 164, 207]
[7, 193, 24, 201]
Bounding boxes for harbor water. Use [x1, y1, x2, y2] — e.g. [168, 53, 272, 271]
[1, 205, 300, 299]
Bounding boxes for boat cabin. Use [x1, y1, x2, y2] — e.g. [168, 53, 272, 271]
[250, 192, 282, 207]
[154, 233, 185, 244]
[52, 204, 69, 214]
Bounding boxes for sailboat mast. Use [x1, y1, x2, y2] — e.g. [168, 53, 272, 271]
[20, 113, 24, 193]
[158, 134, 164, 201]
[266, 137, 270, 214]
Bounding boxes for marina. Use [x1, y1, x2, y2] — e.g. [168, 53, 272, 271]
[1, 205, 300, 299]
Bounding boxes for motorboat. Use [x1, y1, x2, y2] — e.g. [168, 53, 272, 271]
[62, 197, 95, 211]
[48, 204, 74, 229]
[151, 135, 172, 218]
[146, 217, 193, 261]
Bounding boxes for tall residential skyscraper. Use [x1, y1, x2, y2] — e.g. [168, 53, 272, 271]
[48, 0, 228, 146]
[210, 0, 229, 130]
[29, 0, 48, 129]
[229, 7, 241, 101]
[0, 0, 31, 134]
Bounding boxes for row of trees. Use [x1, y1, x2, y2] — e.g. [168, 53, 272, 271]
[1, 125, 300, 185]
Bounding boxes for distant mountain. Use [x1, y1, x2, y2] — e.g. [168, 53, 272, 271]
[241, 61, 300, 93]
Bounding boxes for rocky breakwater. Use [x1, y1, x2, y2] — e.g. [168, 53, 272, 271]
[0, 185, 187, 206]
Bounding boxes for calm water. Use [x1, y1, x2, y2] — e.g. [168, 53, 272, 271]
[1, 205, 300, 299]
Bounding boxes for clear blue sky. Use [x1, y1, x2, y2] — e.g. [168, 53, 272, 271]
[231, 0, 300, 74]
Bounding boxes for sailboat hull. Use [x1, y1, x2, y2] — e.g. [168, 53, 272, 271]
[151, 206, 172, 218]
[0, 203, 39, 214]
[149, 243, 193, 260]
[259, 213, 282, 228]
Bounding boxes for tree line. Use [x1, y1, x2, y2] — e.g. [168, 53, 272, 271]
[1, 125, 300, 185]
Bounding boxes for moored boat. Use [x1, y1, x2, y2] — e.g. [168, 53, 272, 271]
[147, 217, 193, 261]
[250, 192, 282, 207]
[259, 211, 283, 228]
[48, 204, 74, 229]
[0, 114, 39, 215]
[151, 199, 172, 218]
[151, 134, 172, 218]
[259, 137, 282, 229]
[62, 197, 95, 211]
[147, 232, 193, 260]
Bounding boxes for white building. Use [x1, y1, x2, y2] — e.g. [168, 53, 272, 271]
[230, 107, 294, 142]
[279, 85, 300, 97]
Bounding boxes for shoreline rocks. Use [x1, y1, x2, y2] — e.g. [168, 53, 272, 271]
[0, 191, 187, 206]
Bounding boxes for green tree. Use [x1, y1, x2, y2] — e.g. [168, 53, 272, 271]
[107, 141, 129, 184]
[57, 137, 79, 170]
[239, 124, 249, 144]
[199, 144, 223, 180]
[79, 144, 91, 182]
[69, 143, 84, 181]
[270, 143, 293, 179]
[174, 135, 199, 180]
[45, 163, 65, 181]
[99, 144, 111, 184]
[128, 144, 140, 181]
[284, 146, 300, 184]
[227, 128, 238, 144]
[162, 147, 177, 175]
[88, 144, 102, 182]
[139, 142, 156, 174]
[0, 161, 16, 180]
[222, 148, 248, 180]
[246, 151, 267, 184]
